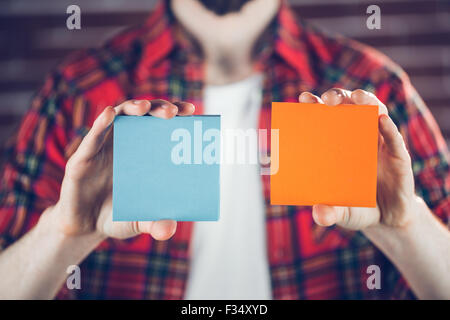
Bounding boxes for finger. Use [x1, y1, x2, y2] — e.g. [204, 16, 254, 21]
[114, 99, 151, 116]
[173, 101, 195, 116]
[312, 204, 346, 227]
[379, 114, 409, 159]
[351, 89, 388, 115]
[148, 99, 179, 119]
[321, 88, 353, 106]
[299, 92, 324, 104]
[137, 220, 177, 241]
[73, 106, 116, 161]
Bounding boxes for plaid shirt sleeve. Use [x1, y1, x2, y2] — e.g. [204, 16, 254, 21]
[376, 67, 450, 299]
[0, 72, 79, 299]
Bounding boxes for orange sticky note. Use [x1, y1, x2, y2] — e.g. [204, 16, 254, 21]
[270, 102, 378, 207]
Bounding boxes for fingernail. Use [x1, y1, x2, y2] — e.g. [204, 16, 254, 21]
[133, 100, 144, 105]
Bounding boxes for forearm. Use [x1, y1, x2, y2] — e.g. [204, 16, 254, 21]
[363, 196, 450, 299]
[0, 206, 104, 299]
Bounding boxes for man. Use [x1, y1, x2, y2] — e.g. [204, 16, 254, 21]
[0, 0, 449, 299]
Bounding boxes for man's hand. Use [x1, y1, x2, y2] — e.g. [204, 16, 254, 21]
[299, 89, 416, 230]
[50, 99, 195, 240]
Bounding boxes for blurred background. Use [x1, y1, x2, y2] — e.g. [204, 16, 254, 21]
[0, 0, 449, 165]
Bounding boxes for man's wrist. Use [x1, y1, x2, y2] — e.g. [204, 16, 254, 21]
[1, 206, 106, 299]
[362, 196, 428, 256]
[362, 197, 450, 299]
[37, 205, 106, 256]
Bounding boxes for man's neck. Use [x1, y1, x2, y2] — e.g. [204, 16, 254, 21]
[171, 0, 279, 85]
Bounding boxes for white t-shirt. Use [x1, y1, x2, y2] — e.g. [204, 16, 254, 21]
[184, 74, 272, 300]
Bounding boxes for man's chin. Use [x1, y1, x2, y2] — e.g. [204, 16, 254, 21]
[197, 0, 254, 16]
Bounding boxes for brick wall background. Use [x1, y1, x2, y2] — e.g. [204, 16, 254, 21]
[0, 0, 449, 164]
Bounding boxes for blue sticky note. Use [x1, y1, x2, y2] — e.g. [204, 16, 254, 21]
[113, 115, 220, 221]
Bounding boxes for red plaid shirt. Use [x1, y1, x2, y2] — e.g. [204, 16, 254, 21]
[1, 1, 449, 299]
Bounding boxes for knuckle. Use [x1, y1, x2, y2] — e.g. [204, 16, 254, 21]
[65, 157, 76, 173]
[366, 91, 377, 98]
[324, 88, 335, 95]
[352, 89, 366, 97]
